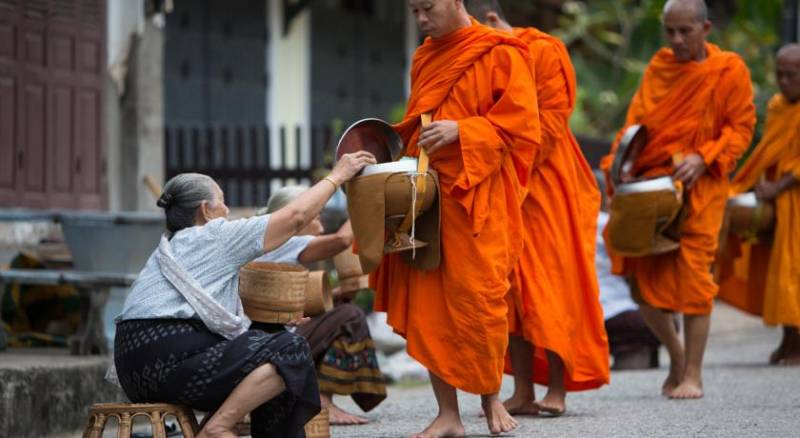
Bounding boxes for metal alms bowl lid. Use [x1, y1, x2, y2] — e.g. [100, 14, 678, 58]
[360, 159, 419, 176]
[335, 118, 403, 164]
[615, 176, 676, 195]
[728, 192, 759, 208]
[611, 124, 648, 185]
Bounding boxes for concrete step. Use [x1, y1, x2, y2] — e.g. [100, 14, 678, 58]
[0, 348, 125, 438]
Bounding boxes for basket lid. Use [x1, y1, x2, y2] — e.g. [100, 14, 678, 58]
[335, 118, 403, 165]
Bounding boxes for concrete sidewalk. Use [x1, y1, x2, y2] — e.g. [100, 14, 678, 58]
[331, 303, 799, 437]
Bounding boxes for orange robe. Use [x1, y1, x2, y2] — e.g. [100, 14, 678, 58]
[718, 94, 800, 327]
[506, 27, 609, 391]
[371, 20, 541, 394]
[600, 43, 756, 315]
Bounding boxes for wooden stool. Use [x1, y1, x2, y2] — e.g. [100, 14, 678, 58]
[82, 403, 200, 438]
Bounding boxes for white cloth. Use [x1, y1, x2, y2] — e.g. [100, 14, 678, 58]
[596, 212, 638, 320]
[117, 216, 268, 321]
[254, 236, 314, 265]
[156, 235, 251, 340]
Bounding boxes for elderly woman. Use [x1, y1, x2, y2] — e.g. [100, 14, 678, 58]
[254, 187, 387, 425]
[113, 151, 376, 438]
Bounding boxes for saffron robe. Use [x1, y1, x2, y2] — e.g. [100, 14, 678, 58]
[600, 43, 756, 315]
[372, 20, 541, 394]
[506, 27, 610, 391]
[718, 94, 800, 327]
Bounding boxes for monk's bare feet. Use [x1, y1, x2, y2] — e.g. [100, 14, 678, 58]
[479, 394, 539, 417]
[534, 390, 566, 416]
[503, 394, 540, 416]
[481, 395, 518, 435]
[410, 413, 465, 438]
[769, 341, 787, 364]
[661, 362, 684, 397]
[777, 353, 800, 366]
[668, 377, 703, 399]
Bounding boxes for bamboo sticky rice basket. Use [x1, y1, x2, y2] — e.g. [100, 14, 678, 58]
[239, 262, 308, 323]
[303, 408, 330, 438]
[333, 249, 364, 278]
[304, 271, 333, 317]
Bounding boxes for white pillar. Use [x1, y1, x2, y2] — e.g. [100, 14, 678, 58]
[267, 0, 311, 175]
[404, 4, 420, 98]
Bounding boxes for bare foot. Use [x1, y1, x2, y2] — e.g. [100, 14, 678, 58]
[534, 390, 566, 416]
[661, 362, 683, 397]
[481, 395, 518, 434]
[197, 425, 238, 438]
[668, 378, 703, 399]
[327, 403, 369, 425]
[410, 413, 465, 438]
[479, 394, 539, 417]
[777, 354, 800, 366]
[769, 343, 786, 364]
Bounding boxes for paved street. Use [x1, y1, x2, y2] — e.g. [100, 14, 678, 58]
[331, 303, 800, 437]
[48, 302, 798, 438]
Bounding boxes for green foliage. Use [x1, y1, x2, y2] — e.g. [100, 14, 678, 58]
[556, 0, 784, 141]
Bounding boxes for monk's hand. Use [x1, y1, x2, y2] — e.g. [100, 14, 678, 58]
[331, 151, 378, 184]
[755, 181, 781, 201]
[673, 153, 706, 189]
[418, 120, 459, 155]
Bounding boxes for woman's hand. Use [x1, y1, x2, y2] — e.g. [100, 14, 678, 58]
[286, 317, 311, 327]
[329, 151, 377, 185]
[418, 120, 459, 155]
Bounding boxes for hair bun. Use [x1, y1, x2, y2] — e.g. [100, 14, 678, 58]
[156, 193, 173, 208]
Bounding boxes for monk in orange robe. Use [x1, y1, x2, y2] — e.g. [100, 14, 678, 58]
[718, 44, 800, 366]
[372, 1, 540, 436]
[467, 0, 609, 416]
[600, 0, 755, 399]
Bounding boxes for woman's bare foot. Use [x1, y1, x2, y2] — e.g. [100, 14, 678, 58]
[661, 362, 684, 397]
[411, 413, 465, 438]
[534, 389, 566, 416]
[197, 424, 238, 438]
[320, 393, 369, 425]
[327, 403, 369, 425]
[668, 377, 703, 399]
[481, 394, 518, 434]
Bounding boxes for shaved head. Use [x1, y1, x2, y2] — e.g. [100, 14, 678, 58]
[777, 44, 800, 102]
[777, 43, 800, 63]
[661, 0, 711, 62]
[409, 0, 471, 38]
[663, 0, 708, 22]
[465, 0, 506, 22]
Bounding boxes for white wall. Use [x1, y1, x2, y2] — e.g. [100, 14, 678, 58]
[405, 4, 420, 98]
[105, 0, 145, 211]
[267, 0, 312, 178]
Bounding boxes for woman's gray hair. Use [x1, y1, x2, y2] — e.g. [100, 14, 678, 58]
[257, 186, 307, 216]
[157, 173, 218, 234]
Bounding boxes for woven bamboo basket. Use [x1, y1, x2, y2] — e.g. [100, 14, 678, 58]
[304, 271, 333, 317]
[338, 273, 369, 297]
[303, 408, 330, 438]
[239, 262, 308, 323]
[333, 248, 364, 278]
